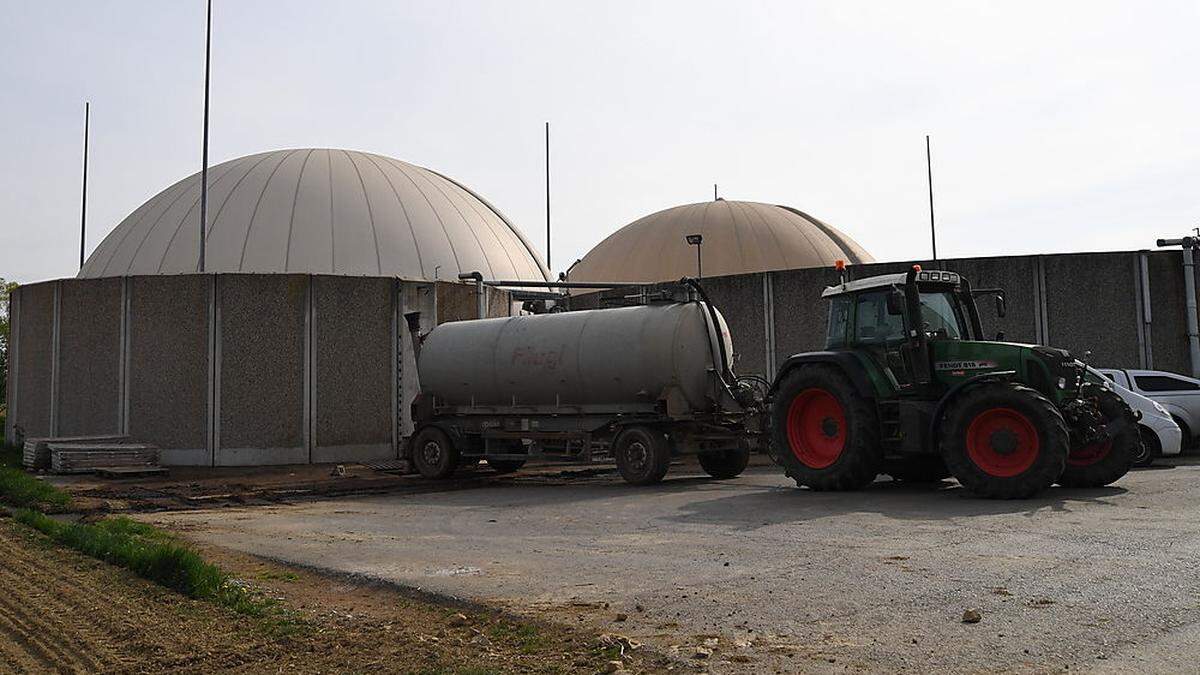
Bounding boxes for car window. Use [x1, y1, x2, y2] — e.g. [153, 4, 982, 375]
[854, 291, 905, 345]
[1134, 375, 1200, 392]
[826, 296, 851, 348]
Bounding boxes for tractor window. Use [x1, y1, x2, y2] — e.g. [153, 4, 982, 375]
[854, 291, 905, 345]
[918, 291, 966, 339]
[826, 296, 851, 348]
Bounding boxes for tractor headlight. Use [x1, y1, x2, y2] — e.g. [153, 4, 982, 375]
[1057, 377, 1067, 389]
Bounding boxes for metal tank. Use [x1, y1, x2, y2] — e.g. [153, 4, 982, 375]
[417, 301, 735, 415]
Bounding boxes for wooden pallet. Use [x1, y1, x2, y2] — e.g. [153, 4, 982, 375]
[23, 435, 130, 470]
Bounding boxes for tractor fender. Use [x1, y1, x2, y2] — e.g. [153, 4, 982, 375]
[770, 352, 876, 400]
[927, 370, 1017, 446]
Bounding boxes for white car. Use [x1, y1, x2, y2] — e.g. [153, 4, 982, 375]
[1089, 368, 1182, 465]
[1097, 368, 1200, 450]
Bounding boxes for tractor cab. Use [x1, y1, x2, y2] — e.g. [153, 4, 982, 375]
[821, 266, 1007, 396]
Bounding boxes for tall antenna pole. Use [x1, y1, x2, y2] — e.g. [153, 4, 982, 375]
[79, 101, 90, 270]
[544, 121, 551, 272]
[713, 183, 718, 201]
[926, 134, 937, 262]
[199, 0, 212, 272]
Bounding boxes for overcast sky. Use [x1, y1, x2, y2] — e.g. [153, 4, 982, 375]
[2, 0, 1199, 283]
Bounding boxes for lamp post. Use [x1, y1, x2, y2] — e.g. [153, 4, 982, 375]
[685, 234, 704, 278]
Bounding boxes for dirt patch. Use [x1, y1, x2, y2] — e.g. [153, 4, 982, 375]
[0, 515, 674, 673]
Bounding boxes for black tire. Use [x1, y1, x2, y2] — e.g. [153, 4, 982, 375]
[884, 456, 951, 483]
[1058, 388, 1137, 487]
[770, 364, 881, 491]
[487, 458, 527, 475]
[939, 383, 1067, 499]
[411, 426, 459, 479]
[613, 426, 671, 485]
[698, 446, 750, 479]
[1134, 426, 1160, 467]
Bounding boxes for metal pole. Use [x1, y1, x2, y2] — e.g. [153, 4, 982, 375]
[79, 101, 89, 269]
[696, 243, 703, 279]
[544, 121, 551, 273]
[713, 184, 718, 201]
[199, 0, 212, 272]
[926, 134, 937, 262]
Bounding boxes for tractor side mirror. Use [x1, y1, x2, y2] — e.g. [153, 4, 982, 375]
[995, 294, 1007, 318]
[886, 290, 905, 315]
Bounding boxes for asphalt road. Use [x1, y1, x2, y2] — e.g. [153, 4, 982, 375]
[150, 460, 1200, 673]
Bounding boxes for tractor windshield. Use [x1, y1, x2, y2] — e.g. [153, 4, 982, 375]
[917, 290, 967, 340]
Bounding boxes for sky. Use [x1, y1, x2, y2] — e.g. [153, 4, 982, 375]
[2, 0, 1199, 284]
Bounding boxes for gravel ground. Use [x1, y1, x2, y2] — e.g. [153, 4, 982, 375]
[149, 459, 1200, 673]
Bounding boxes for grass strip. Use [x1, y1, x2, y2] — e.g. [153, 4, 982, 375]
[12, 510, 295, 629]
[0, 446, 70, 510]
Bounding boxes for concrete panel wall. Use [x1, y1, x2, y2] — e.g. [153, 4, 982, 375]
[701, 273, 767, 378]
[1147, 251, 1190, 374]
[772, 266, 841, 367]
[436, 282, 513, 324]
[56, 278, 122, 436]
[12, 283, 55, 439]
[128, 276, 209, 464]
[312, 276, 393, 463]
[941, 256, 1039, 344]
[217, 275, 306, 465]
[1043, 253, 1140, 367]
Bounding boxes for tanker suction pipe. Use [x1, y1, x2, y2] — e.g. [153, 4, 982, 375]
[458, 271, 487, 319]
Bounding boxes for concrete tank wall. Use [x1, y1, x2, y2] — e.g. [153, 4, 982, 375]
[312, 275, 394, 463]
[217, 275, 307, 465]
[128, 276, 210, 464]
[11, 283, 54, 439]
[56, 278, 122, 436]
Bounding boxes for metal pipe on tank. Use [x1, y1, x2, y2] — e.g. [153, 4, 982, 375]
[458, 272, 487, 319]
[1157, 236, 1200, 377]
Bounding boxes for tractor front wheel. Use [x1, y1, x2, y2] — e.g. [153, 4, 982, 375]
[1058, 388, 1137, 487]
[771, 364, 881, 490]
[940, 383, 1068, 499]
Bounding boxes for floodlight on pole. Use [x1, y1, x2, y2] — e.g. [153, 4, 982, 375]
[685, 233, 704, 278]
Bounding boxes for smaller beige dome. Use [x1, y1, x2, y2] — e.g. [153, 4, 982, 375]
[569, 200, 872, 283]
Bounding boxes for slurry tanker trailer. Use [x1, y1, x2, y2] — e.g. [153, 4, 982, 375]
[408, 269, 1138, 498]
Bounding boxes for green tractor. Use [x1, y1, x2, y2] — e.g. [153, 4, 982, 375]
[770, 266, 1139, 499]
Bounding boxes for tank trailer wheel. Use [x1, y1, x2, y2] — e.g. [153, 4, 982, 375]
[614, 426, 672, 485]
[770, 364, 881, 491]
[411, 426, 460, 479]
[884, 456, 952, 483]
[1058, 388, 1137, 487]
[1134, 426, 1161, 467]
[939, 383, 1067, 499]
[698, 445, 751, 480]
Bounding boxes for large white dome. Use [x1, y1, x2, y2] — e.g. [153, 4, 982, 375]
[79, 148, 549, 281]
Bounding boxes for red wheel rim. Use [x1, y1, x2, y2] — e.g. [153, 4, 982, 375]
[965, 407, 1039, 478]
[786, 388, 846, 469]
[1068, 439, 1112, 467]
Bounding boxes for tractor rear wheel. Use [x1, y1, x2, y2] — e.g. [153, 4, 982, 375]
[411, 426, 459, 479]
[698, 445, 750, 479]
[1058, 388, 1137, 487]
[884, 456, 952, 483]
[771, 364, 881, 490]
[939, 383, 1068, 499]
[613, 426, 671, 485]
